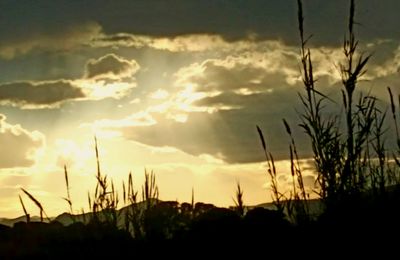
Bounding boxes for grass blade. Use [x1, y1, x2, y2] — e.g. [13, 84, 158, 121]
[19, 195, 30, 223]
[21, 188, 50, 222]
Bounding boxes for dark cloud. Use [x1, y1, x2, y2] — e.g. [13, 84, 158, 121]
[0, 53, 141, 109]
[71, 0, 400, 44]
[0, 114, 44, 168]
[0, 20, 101, 59]
[194, 92, 249, 108]
[0, 80, 85, 108]
[191, 64, 270, 91]
[1, 0, 399, 58]
[85, 53, 140, 79]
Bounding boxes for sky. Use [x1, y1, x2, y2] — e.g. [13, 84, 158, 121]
[0, 0, 400, 218]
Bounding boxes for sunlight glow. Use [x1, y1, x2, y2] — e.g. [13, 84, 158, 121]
[150, 89, 170, 100]
[78, 79, 135, 100]
[55, 139, 93, 169]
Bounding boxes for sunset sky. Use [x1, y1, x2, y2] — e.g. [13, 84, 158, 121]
[0, 0, 399, 218]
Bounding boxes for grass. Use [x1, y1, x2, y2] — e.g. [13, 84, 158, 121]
[18, 195, 30, 223]
[20, 188, 51, 223]
[63, 165, 72, 213]
[233, 181, 245, 217]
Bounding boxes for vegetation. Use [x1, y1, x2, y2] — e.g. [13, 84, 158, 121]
[257, 0, 400, 223]
[0, 0, 399, 257]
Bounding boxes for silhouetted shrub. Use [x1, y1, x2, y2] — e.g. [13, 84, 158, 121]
[189, 208, 242, 243]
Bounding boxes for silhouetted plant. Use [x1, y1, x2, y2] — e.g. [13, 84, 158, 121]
[386, 87, 400, 185]
[90, 137, 119, 227]
[255, 0, 399, 225]
[233, 181, 245, 217]
[20, 188, 51, 222]
[122, 171, 143, 238]
[142, 169, 159, 210]
[296, 0, 345, 207]
[282, 119, 310, 223]
[18, 195, 30, 223]
[294, 0, 389, 212]
[62, 165, 76, 224]
[256, 125, 284, 213]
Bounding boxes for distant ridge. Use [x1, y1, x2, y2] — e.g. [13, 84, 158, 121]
[0, 199, 324, 227]
[0, 215, 50, 227]
[0, 200, 156, 227]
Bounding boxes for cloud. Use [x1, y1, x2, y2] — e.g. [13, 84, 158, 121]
[95, 86, 312, 164]
[88, 43, 346, 163]
[93, 33, 240, 52]
[96, 37, 397, 164]
[1, 0, 400, 60]
[0, 80, 85, 109]
[174, 44, 342, 88]
[67, 1, 400, 44]
[0, 22, 101, 59]
[0, 54, 140, 109]
[92, 111, 157, 128]
[172, 44, 346, 113]
[91, 33, 151, 49]
[371, 44, 400, 78]
[141, 93, 312, 163]
[175, 57, 295, 94]
[92, 42, 357, 163]
[0, 114, 45, 168]
[84, 53, 140, 79]
[74, 32, 400, 164]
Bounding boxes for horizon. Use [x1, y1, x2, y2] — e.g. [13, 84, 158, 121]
[0, 0, 400, 218]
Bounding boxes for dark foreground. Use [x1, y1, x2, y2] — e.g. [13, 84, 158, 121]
[0, 193, 399, 259]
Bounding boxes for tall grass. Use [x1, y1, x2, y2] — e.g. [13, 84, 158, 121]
[20, 188, 50, 222]
[121, 170, 160, 239]
[296, 0, 347, 208]
[256, 125, 284, 213]
[18, 195, 30, 223]
[283, 119, 310, 223]
[233, 181, 245, 217]
[90, 137, 119, 226]
[256, 0, 400, 222]
[387, 88, 400, 185]
[63, 165, 73, 216]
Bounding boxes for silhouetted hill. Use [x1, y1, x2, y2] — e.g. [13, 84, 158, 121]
[0, 200, 153, 227]
[0, 216, 50, 227]
[254, 198, 323, 217]
[0, 198, 325, 227]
